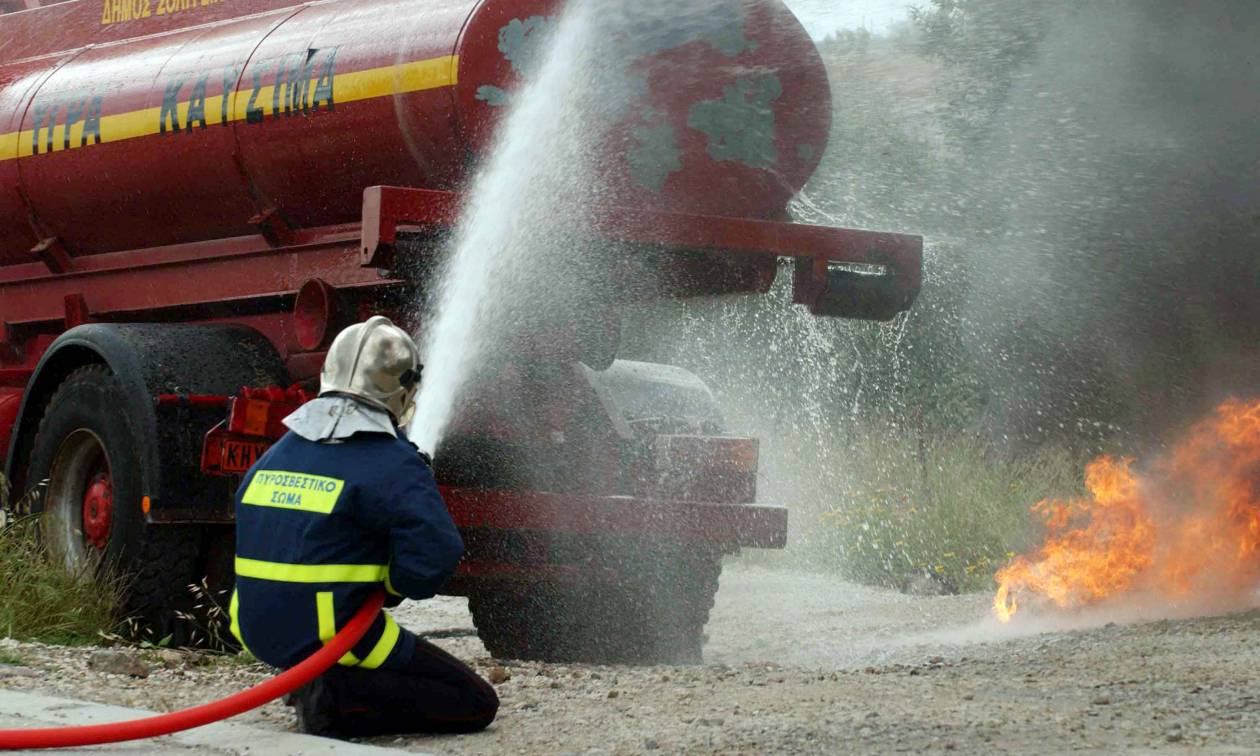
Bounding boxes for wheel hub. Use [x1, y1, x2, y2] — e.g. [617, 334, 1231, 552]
[82, 472, 113, 550]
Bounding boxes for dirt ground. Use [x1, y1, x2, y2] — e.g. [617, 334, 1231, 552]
[2, 565, 1259, 754]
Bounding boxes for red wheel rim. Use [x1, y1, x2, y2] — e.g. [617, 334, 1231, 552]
[82, 471, 113, 551]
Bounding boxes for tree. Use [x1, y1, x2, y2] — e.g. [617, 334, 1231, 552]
[910, 0, 1058, 149]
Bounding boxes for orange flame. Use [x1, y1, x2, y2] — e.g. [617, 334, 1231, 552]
[995, 399, 1260, 622]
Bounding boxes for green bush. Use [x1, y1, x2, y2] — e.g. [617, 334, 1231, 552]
[822, 435, 1082, 593]
[0, 476, 119, 645]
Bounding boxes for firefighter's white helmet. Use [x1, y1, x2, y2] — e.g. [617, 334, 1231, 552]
[320, 316, 422, 424]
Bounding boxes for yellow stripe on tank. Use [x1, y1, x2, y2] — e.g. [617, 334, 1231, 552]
[0, 54, 459, 162]
[319, 54, 458, 111]
[0, 131, 17, 162]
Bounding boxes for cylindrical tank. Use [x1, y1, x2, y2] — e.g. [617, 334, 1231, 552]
[0, 0, 830, 266]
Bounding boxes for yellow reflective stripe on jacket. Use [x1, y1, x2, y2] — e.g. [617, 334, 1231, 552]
[357, 612, 401, 670]
[315, 591, 336, 642]
[235, 557, 388, 583]
[315, 591, 361, 667]
[383, 566, 403, 598]
[228, 589, 253, 656]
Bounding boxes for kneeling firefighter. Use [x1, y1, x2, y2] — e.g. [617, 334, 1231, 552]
[231, 316, 499, 738]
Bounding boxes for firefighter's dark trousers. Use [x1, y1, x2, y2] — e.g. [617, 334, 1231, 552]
[288, 637, 499, 738]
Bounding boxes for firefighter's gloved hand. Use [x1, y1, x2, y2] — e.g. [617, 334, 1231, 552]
[400, 436, 433, 468]
[383, 593, 405, 609]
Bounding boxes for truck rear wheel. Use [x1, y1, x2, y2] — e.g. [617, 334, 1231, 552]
[469, 545, 722, 665]
[26, 365, 201, 643]
[466, 589, 558, 661]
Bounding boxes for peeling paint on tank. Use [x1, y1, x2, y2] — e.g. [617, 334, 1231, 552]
[499, 16, 557, 75]
[478, 15, 558, 108]
[687, 75, 783, 170]
[474, 5, 776, 186]
[619, 2, 757, 59]
[628, 111, 682, 192]
[700, 17, 758, 58]
[797, 143, 816, 161]
[475, 86, 511, 106]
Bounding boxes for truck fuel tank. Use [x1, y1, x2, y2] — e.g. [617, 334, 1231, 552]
[0, 0, 831, 266]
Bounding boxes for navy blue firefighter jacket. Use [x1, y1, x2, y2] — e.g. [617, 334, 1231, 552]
[231, 426, 462, 671]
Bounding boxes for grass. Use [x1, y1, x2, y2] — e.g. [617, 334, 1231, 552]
[203, 649, 259, 668]
[0, 650, 23, 666]
[0, 475, 120, 645]
[0, 476, 242, 655]
[820, 434, 1084, 593]
[742, 429, 1086, 594]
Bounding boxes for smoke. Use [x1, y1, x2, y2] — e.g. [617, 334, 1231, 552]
[953, 0, 1260, 450]
[619, 0, 1260, 577]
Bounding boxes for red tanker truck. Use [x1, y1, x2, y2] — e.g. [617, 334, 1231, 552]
[0, 0, 922, 663]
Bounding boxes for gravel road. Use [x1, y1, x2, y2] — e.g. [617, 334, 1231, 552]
[2, 565, 1258, 753]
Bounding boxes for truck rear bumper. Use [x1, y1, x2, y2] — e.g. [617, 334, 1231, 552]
[441, 486, 787, 550]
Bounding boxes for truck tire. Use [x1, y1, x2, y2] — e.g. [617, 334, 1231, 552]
[26, 365, 201, 644]
[469, 545, 722, 665]
[574, 544, 721, 665]
[466, 590, 557, 662]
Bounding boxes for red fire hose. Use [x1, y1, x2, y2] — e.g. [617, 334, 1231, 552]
[0, 592, 385, 750]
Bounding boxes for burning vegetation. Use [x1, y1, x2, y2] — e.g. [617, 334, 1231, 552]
[995, 399, 1260, 623]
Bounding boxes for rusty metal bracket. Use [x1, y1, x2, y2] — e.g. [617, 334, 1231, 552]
[32, 237, 73, 274]
[249, 207, 297, 246]
[360, 186, 461, 269]
[63, 293, 90, 329]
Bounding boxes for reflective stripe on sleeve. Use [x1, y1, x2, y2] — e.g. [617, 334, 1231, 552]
[235, 557, 388, 583]
[383, 566, 403, 598]
[315, 590, 362, 667]
[357, 611, 401, 669]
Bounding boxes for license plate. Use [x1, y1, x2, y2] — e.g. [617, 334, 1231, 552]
[221, 439, 269, 474]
